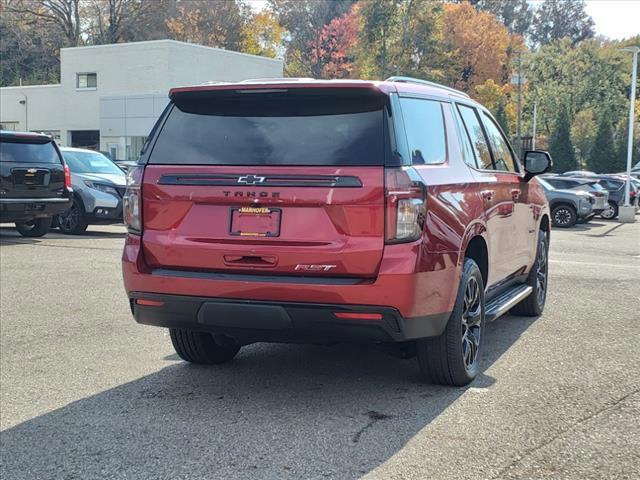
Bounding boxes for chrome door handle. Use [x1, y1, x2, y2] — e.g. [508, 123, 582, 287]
[482, 190, 495, 201]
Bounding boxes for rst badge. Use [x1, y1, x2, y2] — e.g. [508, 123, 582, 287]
[294, 264, 337, 272]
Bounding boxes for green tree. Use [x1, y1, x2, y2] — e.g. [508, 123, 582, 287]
[526, 39, 628, 139]
[571, 108, 596, 167]
[355, 0, 445, 81]
[549, 106, 576, 173]
[477, 0, 532, 37]
[588, 110, 618, 173]
[495, 98, 510, 137]
[531, 0, 594, 46]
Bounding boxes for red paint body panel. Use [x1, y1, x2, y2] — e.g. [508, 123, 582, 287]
[141, 165, 386, 277]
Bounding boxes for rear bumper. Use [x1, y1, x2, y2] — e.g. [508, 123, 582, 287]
[122, 235, 461, 338]
[130, 292, 450, 343]
[0, 197, 71, 222]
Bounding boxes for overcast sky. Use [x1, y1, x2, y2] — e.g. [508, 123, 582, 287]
[585, 0, 640, 40]
[247, 0, 640, 41]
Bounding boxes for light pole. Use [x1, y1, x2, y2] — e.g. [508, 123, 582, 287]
[619, 46, 639, 223]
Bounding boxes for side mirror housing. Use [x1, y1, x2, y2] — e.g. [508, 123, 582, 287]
[523, 150, 552, 181]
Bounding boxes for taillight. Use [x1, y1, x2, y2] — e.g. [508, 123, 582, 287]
[123, 166, 143, 234]
[384, 167, 426, 243]
[63, 164, 71, 189]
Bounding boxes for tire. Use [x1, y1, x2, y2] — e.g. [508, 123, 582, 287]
[511, 230, 548, 317]
[599, 201, 618, 220]
[416, 258, 485, 386]
[169, 329, 240, 364]
[551, 204, 577, 228]
[15, 217, 52, 237]
[57, 197, 88, 235]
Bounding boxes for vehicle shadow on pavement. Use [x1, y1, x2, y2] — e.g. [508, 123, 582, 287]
[0, 226, 126, 243]
[0, 314, 538, 480]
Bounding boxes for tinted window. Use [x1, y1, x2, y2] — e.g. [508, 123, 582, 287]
[546, 178, 571, 189]
[150, 93, 386, 166]
[399, 98, 446, 165]
[457, 105, 492, 169]
[482, 113, 517, 172]
[62, 150, 123, 175]
[600, 179, 623, 190]
[0, 141, 60, 163]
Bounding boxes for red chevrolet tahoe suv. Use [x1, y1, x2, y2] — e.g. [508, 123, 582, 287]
[122, 77, 552, 386]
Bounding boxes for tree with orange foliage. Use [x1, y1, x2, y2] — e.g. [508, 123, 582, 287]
[312, 8, 359, 79]
[442, 2, 523, 93]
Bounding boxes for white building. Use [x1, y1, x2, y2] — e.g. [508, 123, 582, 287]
[0, 40, 283, 161]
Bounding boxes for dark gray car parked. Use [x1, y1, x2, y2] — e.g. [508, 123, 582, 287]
[536, 177, 595, 227]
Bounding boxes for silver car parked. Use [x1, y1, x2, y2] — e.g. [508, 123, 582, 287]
[55, 147, 126, 234]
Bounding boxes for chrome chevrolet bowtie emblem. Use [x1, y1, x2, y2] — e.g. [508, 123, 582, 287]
[237, 175, 266, 185]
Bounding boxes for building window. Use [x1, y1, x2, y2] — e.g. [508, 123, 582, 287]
[0, 122, 19, 131]
[77, 73, 97, 89]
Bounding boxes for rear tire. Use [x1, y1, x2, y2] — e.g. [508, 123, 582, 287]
[511, 230, 548, 317]
[551, 204, 576, 228]
[169, 329, 240, 364]
[416, 258, 485, 386]
[15, 217, 52, 237]
[57, 197, 88, 235]
[599, 201, 618, 220]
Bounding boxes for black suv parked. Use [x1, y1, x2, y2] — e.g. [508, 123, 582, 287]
[0, 131, 72, 237]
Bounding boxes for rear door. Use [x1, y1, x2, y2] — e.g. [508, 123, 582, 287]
[0, 137, 66, 200]
[141, 87, 389, 278]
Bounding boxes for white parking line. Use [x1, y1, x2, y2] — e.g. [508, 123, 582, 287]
[550, 259, 640, 269]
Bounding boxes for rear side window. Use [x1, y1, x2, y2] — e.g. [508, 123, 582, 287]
[398, 98, 447, 165]
[457, 105, 493, 170]
[149, 90, 386, 166]
[0, 140, 60, 164]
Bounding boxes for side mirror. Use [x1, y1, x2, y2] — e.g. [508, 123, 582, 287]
[523, 150, 552, 181]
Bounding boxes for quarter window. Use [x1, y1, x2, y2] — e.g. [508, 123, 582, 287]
[482, 113, 517, 172]
[457, 105, 492, 169]
[77, 73, 97, 89]
[399, 98, 447, 165]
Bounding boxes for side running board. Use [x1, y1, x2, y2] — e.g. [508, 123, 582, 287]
[485, 284, 533, 322]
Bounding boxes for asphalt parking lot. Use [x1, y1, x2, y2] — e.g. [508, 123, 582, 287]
[0, 221, 638, 480]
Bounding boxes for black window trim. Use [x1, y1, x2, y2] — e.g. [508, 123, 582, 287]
[455, 102, 494, 172]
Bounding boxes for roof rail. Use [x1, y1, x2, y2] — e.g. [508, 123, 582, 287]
[240, 77, 315, 83]
[385, 76, 470, 98]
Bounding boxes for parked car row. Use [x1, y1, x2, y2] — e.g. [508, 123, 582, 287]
[0, 129, 127, 237]
[537, 171, 639, 227]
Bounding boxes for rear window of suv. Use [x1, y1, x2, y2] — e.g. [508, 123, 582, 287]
[149, 89, 387, 166]
[0, 140, 60, 164]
